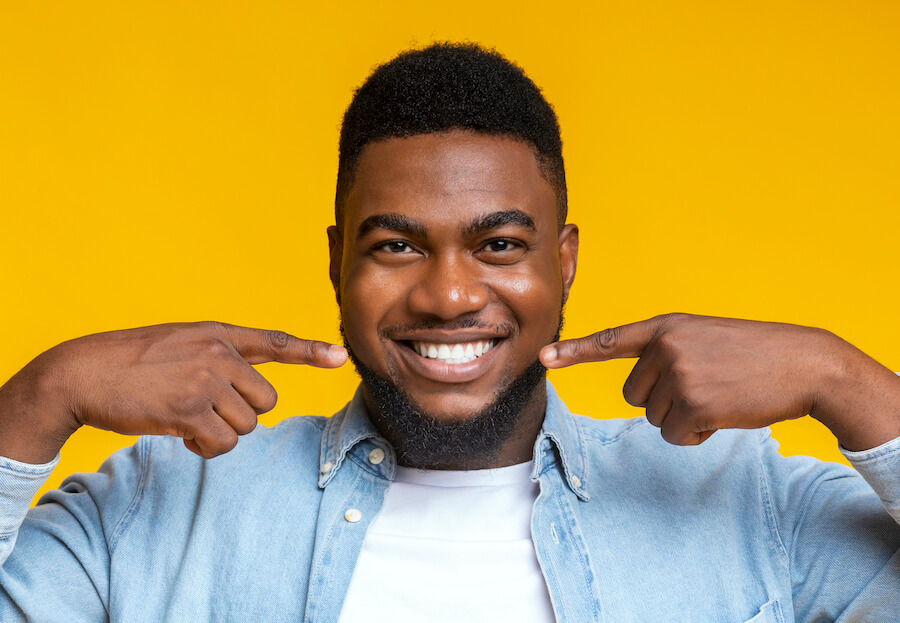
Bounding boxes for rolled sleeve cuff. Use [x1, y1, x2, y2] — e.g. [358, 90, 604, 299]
[842, 435, 900, 525]
[0, 453, 59, 537]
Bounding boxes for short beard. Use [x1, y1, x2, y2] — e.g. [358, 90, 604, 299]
[340, 312, 563, 470]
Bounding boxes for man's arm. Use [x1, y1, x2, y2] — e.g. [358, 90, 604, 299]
[540, 313, 900, 452]
[0, 321, 346, 566]
[541, 313, 900, 619]
[0, 321, 347, 464]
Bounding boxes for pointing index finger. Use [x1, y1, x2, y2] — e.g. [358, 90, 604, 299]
[540, 316, 668, 369]
[216, 323, 347, 367]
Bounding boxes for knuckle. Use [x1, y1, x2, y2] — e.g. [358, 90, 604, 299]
[656, 330, 682, 353]
[669, 359, 692, 381]
[660, 312, 689, 326]
[192, 367, 216, 386]
[588, 328, 617, 355]
[234, 416, 258, 436]
[598, 328, 618, 350]
[200, 320, 226, 334]
[680, 390, 708, 413]
[622, 381, 641, 407]
[207, 429, 239, 457]
[265, 330, 292, 351]
[303, 340, 323, 361]
[205, 339, 232, 359]
[258, 385, 278, 412]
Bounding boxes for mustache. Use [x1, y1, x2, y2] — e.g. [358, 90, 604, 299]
[377, 318, 516, 340]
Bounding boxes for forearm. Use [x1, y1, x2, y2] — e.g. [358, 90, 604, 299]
[811, 339, 900, 452]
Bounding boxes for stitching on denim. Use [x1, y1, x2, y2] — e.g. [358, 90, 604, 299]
[304, 466, 373, 621]
[756, 430, 790, 582]
[291, 416, 327, 433]
[107, 436, 150, 553]
[579, 417, 646, 445]
[345, 447, 391, 481]
[0, 458, 59, 477]
[844, 439, 900, 464]
[541, 431, 589, 501]
[553, 484, 605, 622]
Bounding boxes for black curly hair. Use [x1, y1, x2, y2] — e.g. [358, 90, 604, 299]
[335, 42, 567, 231]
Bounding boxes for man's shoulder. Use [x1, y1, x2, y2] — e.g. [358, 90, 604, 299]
[570, 410, 767, 445]
[133, 414, 331, 480]
[567, 411, 772, 473]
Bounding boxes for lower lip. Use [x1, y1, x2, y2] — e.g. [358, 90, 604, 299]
[393, 340, 503, 384]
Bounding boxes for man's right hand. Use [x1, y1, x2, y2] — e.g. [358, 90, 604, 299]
[0, 322, 347, 464]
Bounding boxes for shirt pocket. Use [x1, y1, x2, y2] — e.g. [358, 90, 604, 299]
[740, 599, 785, 623]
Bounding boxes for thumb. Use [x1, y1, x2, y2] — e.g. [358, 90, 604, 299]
[540, 316, 665, 369]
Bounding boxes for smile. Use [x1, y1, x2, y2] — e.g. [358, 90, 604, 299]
[410, 340, 496, 364]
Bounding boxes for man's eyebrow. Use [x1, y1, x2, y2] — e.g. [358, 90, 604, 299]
[463, 210, 536, 237]
[356, 214, 427, 240]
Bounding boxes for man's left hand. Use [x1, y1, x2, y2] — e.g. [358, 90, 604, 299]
[540, 313, 900, 450]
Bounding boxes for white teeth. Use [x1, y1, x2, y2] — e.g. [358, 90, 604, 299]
[410, 339, 497, 364]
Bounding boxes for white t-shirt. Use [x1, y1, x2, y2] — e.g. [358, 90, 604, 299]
[337, 460, 556, 622]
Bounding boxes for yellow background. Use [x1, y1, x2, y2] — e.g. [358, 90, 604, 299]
[1, 1, 898, 504]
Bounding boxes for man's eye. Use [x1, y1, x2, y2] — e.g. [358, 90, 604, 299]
[481, 239, 520, 253]
[477, 238, 527, 263]
[375, 241, 414, 254]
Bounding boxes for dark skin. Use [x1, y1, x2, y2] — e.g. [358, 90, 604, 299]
[0, 129, 898, 467]
[329, 131, 578, 467]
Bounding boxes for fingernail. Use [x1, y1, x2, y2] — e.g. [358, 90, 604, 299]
[328, 345, 347, 361]
[542, 346, 558, 363]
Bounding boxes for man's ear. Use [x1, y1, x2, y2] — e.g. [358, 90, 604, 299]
[558, 223, 579, 305]
[327, 225, 343, 306]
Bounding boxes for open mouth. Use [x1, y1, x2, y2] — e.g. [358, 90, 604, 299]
[403, 339, 497, 365]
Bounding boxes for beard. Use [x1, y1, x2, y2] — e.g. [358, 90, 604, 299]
[340, 312, 563, 470]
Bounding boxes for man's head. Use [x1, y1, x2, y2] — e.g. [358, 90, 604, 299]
[335, 42, 568, 234]
[328, 43, 578, 469]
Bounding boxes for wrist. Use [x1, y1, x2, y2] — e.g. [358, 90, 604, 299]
[810, 338, 900, 452]
[0, 347, 81, 464]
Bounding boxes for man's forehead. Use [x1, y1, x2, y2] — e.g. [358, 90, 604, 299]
[344, 131, 557, 231]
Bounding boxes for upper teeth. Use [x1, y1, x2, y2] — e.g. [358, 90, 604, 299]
[411, 340, 495, 364]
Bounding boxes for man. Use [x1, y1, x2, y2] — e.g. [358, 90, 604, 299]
[1, 42, 899, 622]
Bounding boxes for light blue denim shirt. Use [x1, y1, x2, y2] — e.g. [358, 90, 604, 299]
[2, 382, 899, 622]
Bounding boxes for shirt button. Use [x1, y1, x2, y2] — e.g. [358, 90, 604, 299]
[571, 475, 582, 489]
[368, 448, 385, 465]
[321, 462, 333, 474]
[344, 508, 362, 523]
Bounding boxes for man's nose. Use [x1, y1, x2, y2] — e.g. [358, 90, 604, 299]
[406, 255, 490, 320]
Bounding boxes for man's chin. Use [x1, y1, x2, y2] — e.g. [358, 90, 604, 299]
[392, 391, 498, 424]
[347, 345, 547, 469]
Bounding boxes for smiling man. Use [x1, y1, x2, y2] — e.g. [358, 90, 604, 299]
[333, 130, 575, 470]
[1, 43, 900, 622]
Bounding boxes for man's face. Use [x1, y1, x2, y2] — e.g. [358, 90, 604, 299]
[330, 130, 578, 430]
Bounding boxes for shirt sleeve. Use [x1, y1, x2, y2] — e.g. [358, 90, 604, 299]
[0, 439, 148, 622]
[841, 434, 900, 526]
[760, 431, 900, 622]
[0, 453, 59, 564]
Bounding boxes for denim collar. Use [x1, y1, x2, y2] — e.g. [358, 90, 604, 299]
[319, 380, 589, 500]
